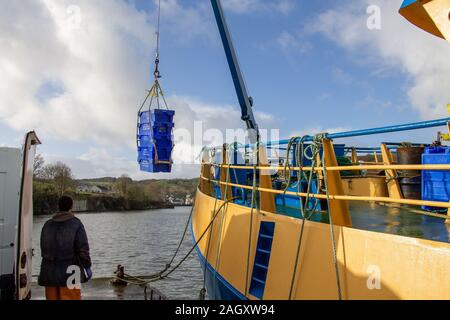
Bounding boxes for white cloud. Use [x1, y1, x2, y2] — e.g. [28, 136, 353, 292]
[277, 31, 311, 55]
[0, 0, 280, 179]
[158, 0, 215, 43]
[276, 0, 296, 15]
[0, 0, 220, 148]
[40, 95, 279, 179]
[310, 0, 450, 120]
[0, 0, 155, 147]
[222, 0, 296, 15]
[222, 0, 261, 14]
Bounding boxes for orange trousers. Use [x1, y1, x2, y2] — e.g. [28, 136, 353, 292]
[45, 287, 81, 300]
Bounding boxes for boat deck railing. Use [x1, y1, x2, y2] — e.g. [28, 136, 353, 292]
[198, 117, 450, 226]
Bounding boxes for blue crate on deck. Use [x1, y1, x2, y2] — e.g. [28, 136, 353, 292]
[422, 146, 450, 213]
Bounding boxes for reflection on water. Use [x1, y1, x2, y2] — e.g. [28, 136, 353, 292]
[350, 202, 450, 243]
[277, 201, 449, 243]
[33, 207, 203, 300]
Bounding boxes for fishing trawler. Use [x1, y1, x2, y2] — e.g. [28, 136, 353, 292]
[191, 0, 450, 300]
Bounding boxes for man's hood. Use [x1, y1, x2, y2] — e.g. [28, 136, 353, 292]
[52, 212, 76, 222]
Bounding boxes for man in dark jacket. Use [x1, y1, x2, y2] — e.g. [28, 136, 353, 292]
[38, 196, 92, 300]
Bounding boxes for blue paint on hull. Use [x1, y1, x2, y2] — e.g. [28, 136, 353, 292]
[191, 222, 247, 300]
[400, 0, 418, 9]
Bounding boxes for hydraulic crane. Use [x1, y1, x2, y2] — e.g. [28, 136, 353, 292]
[210, 0, 260, 144]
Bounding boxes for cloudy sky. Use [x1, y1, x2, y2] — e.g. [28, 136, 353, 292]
[1, 0, 449, 179]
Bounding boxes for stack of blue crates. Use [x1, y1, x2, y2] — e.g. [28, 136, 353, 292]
[137, 109, 175, 173]
[422, 146, 450, 212]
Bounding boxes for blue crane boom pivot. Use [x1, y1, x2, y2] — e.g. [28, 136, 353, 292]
[211, 0, 259, 143]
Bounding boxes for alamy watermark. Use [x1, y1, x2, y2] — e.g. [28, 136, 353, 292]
[66, 265, 82, 290]
[367, 5, 381, 30]
[169, 123, 280, 166]
[366, 265, 382, 290]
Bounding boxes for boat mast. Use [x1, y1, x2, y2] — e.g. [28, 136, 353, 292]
[210, 0, 259, 143]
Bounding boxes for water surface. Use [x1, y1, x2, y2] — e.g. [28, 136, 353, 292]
[33, 207, 203, 300]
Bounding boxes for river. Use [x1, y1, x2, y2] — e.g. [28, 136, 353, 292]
[32, 207, 203, 300]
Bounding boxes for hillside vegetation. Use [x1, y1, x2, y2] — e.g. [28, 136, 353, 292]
[33, 156, 198, 215]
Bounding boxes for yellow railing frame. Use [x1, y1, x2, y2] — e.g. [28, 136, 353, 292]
[199, 175, 450, 209]
[199, 161, 450, 218]
[207, 163, 450, 172]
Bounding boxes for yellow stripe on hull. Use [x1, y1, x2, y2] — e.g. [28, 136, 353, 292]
[192, 188, 450, 300]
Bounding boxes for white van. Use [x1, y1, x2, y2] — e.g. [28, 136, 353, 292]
[0, 132, 41, 300]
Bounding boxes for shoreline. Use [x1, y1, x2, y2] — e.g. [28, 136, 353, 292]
[33, 205, 192, 216]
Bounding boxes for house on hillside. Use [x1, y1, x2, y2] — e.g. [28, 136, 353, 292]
[167, 194, 194, 206]
[185, 194, 193, 205]
[76, 184, 104, 194]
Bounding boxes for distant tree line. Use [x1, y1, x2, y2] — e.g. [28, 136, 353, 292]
[33, 155, 76, 214]
[33, 154, 198, 215]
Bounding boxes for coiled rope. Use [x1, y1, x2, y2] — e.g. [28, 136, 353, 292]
[320, 146, 343, 300]
[287, 134, 324, 299]
[212, 143, 234, 296]
[244, 142, 260, 296]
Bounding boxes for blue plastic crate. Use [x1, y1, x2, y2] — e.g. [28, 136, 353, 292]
[139, 159, 172, 173]
[138, 146, 172, 162]
[152, 123, 175, 140]
[422, 146, 450, 212]
[137, 135, 152, 147]
[152, 109, 175, 123]
[138, 133, 173, 145]
[139, 111, 151, 124]
[138, 122, 174, 137]
[137, 123, 152, 136]
[138, 108, 175, 174]
[153, 147, 172, 161]
[138, 136, 173, 152]
[139, 110, 175, 125]
[153, 135, 174, 146]
[138, 147, 152, 161]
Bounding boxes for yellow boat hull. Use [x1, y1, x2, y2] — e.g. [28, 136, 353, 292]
[400, 0, 450, 43]
[192, 188, 450, 300]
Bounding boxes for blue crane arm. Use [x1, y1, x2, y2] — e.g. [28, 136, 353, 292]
[210, 0, 259, 141]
